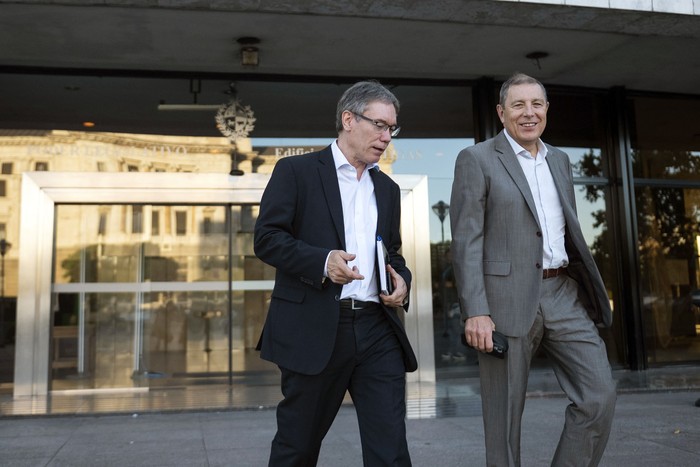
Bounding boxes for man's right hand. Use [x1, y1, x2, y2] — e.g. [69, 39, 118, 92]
[465, 315, 496, 353]
[327, 250, 364, 285]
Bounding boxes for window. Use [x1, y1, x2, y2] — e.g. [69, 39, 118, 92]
[35, 161, 48, 171]
[1, 162, 12, 174]
[132, 205, 143, 234]
[0, 180, 6, 197]
[175, 211, 187, 236]
[629, 95, 700, 181]
[151, 211, 160, 236]
[628, 94, 700, 365]
[98, 212, 107, 235]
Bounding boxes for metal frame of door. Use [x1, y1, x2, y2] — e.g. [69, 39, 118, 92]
[14, 171, 434, 399]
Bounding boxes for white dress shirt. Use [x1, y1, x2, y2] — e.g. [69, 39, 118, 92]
[326, 140, 380, 302]
[504, 130, 568, 269]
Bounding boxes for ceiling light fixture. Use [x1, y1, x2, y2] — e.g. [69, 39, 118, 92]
[237, 37, 260, 67]
[526, 51, 549, 70]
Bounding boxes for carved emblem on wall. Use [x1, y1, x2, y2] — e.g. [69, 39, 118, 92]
[215, 99, 256, 143]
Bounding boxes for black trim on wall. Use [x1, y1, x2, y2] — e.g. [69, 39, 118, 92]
[609, 86, 646, 371]
[472, 77, 499, 143]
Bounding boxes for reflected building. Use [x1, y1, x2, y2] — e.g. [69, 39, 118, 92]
[0, 130, 408, 398]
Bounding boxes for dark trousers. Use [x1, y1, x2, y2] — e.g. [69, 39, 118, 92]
[269, 303, 411, 467]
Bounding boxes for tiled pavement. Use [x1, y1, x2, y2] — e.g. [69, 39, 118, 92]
[1, 366, 700, 466]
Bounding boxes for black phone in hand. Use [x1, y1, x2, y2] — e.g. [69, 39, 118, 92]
[460, 330, 509, 359]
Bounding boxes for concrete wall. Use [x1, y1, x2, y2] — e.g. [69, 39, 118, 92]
[499, 0, 700, 15]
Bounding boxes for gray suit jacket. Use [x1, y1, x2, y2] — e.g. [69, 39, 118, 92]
[449, 131, 612, 336]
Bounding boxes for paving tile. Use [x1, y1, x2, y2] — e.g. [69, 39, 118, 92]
[0, 389, 699, 466]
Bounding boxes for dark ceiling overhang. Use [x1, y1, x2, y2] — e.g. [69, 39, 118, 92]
[0, 1, 698, 137]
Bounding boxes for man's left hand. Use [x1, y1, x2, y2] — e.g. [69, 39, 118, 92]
[379, 265, 408, 307]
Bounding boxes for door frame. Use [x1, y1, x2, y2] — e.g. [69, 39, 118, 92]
[15, 171, 434, 397]
[14, 172, 435, 397]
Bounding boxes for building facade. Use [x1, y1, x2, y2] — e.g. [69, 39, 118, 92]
[0, 0, 699, 411]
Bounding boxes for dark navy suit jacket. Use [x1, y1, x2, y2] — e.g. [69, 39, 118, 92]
[254, 146, 417, 375]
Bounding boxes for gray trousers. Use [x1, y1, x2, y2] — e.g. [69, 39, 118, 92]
[478, 274, 617, 467]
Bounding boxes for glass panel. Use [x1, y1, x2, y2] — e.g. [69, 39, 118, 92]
[574, 184, 625, 367]
[190, 291, 227, 373]
[88, 292, 136, 388]
[390, 138, 477, 373]
[391, 139, 473, 244]
[51, 291, 136, 390]
[54, 205, 140, 284]
[51, 203, 278, 391]
[636, 186, 700, 364]
[235, 221, 276, 385]
[566, 147, 604, 179]
[546, 92, 608, 179]
[629, 96, 700, 180]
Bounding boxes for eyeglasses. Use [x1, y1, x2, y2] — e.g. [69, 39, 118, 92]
[351, 112, 401, 137]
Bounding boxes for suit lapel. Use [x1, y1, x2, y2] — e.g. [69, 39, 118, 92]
[545, 149, 576, 219]
[317, 147, 346, 250]
[494, 132, 540, 224]
[369, 167, 388, 237]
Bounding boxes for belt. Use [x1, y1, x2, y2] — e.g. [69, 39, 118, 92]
[542, 267, 567, 279]
[339, 298, 379, 310]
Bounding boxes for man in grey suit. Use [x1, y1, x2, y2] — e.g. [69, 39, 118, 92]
[450, 72, 616, 467]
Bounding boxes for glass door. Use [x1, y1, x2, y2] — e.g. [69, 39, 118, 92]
[51, 203, 276, 391]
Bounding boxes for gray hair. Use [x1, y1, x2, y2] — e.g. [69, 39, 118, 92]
[498, 73, 548, 107]
[335, 80, 400, 133]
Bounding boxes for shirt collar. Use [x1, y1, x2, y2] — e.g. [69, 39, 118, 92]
[503, 129, 548, 159]
[331, 140, 379, 172]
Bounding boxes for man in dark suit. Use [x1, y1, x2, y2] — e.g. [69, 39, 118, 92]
[450, 73, 617, 466]
[254, 80, 416, 466]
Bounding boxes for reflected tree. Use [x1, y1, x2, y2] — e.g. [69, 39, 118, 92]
[632, 149, 699, 347]
[632, 149, 700, 290]
[574, 149, 613, 285]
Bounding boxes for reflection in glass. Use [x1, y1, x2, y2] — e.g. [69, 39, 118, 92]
[629, 95, 700, 181]
[51, 292, 136, 390]
[633, 148, 700, 181]
[54, 206, 123, 284]
[143, 290, 229, 381]
[567, 147, 604, 179]
[51, 203, 277, 391]
[573, 184, 625, 366]
[636, 186, 700, 364]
